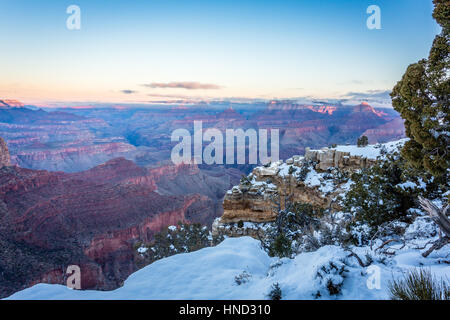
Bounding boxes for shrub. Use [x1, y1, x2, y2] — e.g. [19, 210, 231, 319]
[240, 175, 251, 185]
[301, 217, 352, 251]
[389, 269, 450, 300]
[267, 283, 282, 300]
[296, 160, 315, 182]
[234, 271, 252, 285]
[343, 156, 408, 231]
[343, 151, 445, 237]
[288, 166, 297, 175]
[315, 260, 347, 296]
[261, 199, 325, 257]
[357, 135, 369, 147]
[268, 233, 292, 258]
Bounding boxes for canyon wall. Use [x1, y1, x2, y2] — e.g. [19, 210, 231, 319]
[0, 157, 240, 298]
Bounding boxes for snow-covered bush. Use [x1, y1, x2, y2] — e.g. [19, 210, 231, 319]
[234, 271, 252, 286]
[314, 259, 348, 297]
[261, 201, 324, 257]
[301, 216, 353, 251]
[343, 150, 448, 240]
[343, 161, 405, 230]
[296, 160, 315, 182]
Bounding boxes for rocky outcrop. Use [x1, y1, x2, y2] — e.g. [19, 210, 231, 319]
[304, 147, 376, 171]
[215, 142, 384, 238]
[0, 137, 10, 167]
[220, 166, 330, 225]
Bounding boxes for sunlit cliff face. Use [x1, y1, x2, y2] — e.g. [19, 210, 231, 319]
[0, 100, 25, 108]
[306, 105, 337, 115]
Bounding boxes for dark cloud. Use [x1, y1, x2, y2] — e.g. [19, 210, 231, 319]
[121, 90, 137, 94]
[142, 82, 221, 90]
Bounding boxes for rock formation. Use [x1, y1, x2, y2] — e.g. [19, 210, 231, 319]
[0, 137, 10, 167]
[214, 143, 383, 238]
[304, 147, 376, 171]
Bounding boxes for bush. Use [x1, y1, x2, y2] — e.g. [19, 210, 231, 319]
[389, 269, 450, 300]
[268, 233, 292, 258]
[296, 160, 314, 182]
[357, 135, 369, 147]
[288, 166, 297, 175]
[343, 156, 409, 231]
[267, 283, 282, 300]
[301, 216, 352, 251]
[343, 151, 446, 237]
[234, 271, 252, 285]
[240, 175, 251, 185]
[261, 200, 323, 257]
[315, 260, 347, 296]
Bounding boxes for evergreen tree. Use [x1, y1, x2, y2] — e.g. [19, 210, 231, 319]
[267, 283, 282, 300]
[390, 0, 449, 178]
[357, 135, 369, 147]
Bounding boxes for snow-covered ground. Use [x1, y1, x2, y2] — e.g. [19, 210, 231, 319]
[6, 231, 449, 300]
[331, 139, 408, 160]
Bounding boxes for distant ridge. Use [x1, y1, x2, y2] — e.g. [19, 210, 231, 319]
[0, 99, 25, 108]
[353, 102, 387, 117]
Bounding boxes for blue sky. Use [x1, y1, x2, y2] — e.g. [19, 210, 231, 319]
[0, 0, 440, 105]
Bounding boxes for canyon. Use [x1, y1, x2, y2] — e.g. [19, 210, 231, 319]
[0, 99, 406, 298]
[0, 100, 404, 172]
[0, 144, 240, 298]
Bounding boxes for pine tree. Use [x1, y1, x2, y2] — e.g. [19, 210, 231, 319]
[390, 0, 449, 178]
[267, 283, 282, 300]
[357, 136, 369, 147]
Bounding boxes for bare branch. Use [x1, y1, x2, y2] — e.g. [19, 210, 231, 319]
[418, 196, 450, 237]
[422, 237, 450, 258]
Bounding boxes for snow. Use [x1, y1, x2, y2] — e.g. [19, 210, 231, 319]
[331, 139, 408, 160]
[6, 234, 449, 300]
[304, 169, 321, 187]
[319, 179, 335, 194]
[276, 163, 291, 178]
[137, 247, 148, 254]
[397, 179, 426, 191]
